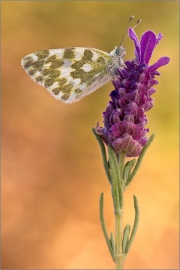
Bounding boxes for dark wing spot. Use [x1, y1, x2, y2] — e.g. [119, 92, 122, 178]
[60, 84, 73, 94]
[74, 88, 82, 94]
[61, 93, 70, 101]
[71, 61, 83, 69]
[45, 55, 63, 68]
[84, 50, 93, 61]
[52, 87, 61, 95]
[56, 78, 67, 87]
[35, 50, 50, 59]
[28, 69, 36, 76]
[97, 56, 106, 65]
[63, 48, 75, 59]
[23, 57, 34, 69]
[45, 78, 54, 87]
[43, 69, 60, 79]
[31, 60, 44, 72]
[35, 76, 44, 82]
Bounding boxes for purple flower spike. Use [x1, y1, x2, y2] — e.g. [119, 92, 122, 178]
[96, 28, 170, 157]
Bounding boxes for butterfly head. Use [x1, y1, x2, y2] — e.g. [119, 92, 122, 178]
[114, 16, 141, 60]
[115, 45, 126, 58]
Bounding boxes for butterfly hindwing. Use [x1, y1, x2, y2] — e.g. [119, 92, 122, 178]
[21, 47, 112, 103]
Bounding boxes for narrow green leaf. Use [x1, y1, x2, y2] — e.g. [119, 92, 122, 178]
[122, 224, 131, 253]
[110, 232, 115, 254]
[123, 159, 136, 186]
[92, 127, 112, 184]
[125, 195, 140, 254]
[126, 133, 155, 187]
[99, 193, 114, 261]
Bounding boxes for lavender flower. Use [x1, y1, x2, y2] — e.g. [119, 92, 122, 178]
[96, 28, 170, 157]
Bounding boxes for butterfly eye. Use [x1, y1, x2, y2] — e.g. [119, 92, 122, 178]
[116, 47, 124, 56]
[115, 48, 120, 55]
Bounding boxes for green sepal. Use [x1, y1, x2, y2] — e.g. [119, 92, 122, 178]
[99, 193, 115, 262]
[122, 224, 131, 253]
[92, 127, 112, 184]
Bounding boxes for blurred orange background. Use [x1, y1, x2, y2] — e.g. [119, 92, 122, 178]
[2, 1, 179, 269]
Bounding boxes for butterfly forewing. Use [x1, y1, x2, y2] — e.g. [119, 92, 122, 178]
[21, 47, 113, 103]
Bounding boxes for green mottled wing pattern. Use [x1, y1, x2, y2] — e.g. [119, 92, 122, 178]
[21, 47, 113, 104]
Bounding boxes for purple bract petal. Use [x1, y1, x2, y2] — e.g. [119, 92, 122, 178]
[128, 28, 140, 60]
[140, 31, 156, 65]
[156, 33, 163, 45]
[148, 57, 170, 72]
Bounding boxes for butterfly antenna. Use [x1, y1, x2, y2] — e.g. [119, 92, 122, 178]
[121, 19, 142, 43]
[119, 15, 134, 46]
[133, 19, 141, 30]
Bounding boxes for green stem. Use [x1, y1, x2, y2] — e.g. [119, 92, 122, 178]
[114, 151, 126, 269]
[115, 207, 124, 269]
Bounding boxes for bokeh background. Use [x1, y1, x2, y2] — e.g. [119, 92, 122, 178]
[2, 1, 179, 269]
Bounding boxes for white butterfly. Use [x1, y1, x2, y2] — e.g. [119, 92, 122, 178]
[21, 46, 126, 104]
[21, 16, 140, 104]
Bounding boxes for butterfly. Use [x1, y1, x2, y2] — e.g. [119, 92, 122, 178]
[21, 17, 139, 104]
[21, 46, 126, 104]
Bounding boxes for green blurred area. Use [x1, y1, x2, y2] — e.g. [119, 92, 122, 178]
[2, 1, 179, 269]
